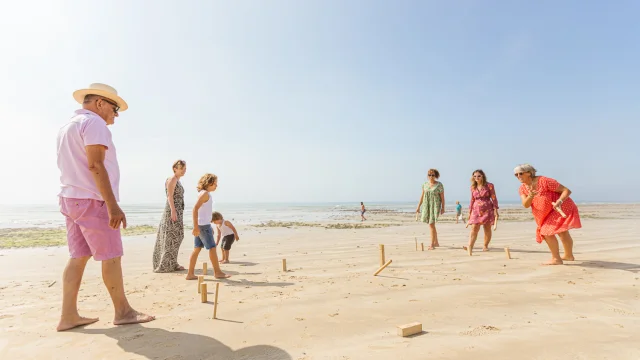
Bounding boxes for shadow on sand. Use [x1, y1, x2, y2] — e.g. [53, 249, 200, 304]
[77, 324, 292, 360]
[566, 260, 640, 273]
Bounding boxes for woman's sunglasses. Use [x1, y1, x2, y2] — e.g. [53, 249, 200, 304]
[514, 172, 527, 177]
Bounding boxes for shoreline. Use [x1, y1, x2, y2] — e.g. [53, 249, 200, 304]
[2, 203, 639, 249]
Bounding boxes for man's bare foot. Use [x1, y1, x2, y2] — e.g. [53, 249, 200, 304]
[174, 265, 185, 271]
[56, 315, 99, 331]
[185, 274, 198, 280]
[483, 247, 489, 252]
[542, 259, 564, 265]
[428, 246, 435, 250]
[434, 242, 440, 247]
[114, 310, 155, 326]
[562, 255, 575, 261]
[462, 246, 468, 250]
[214, 273, 231, 279]
[220, 260, 229, 264]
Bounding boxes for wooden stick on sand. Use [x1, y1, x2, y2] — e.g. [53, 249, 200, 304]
[374, 260, 393, 276]
[213, 283, 220, 319]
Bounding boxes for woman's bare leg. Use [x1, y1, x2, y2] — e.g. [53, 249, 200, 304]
[557, 231, 575, 261]
[463, 224, 480, 256]
[482, 223, 492, 251]
[428, 223, 437, 249]
[543, 235, 564, 265]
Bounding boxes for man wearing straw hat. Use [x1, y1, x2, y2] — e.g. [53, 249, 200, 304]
[55, 83, 154, 331]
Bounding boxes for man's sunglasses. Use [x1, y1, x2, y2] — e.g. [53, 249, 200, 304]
[99, 97, 120, 113]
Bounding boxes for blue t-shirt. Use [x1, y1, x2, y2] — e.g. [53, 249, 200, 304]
[456, 204, 462, 212]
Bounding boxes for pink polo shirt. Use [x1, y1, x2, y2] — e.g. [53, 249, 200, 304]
[56, 109, 120, 202]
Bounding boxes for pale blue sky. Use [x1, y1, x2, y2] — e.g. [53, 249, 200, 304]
[1, 0, 638, 205]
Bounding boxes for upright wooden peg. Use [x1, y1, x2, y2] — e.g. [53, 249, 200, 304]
[213, 283, 220, 319]
[282, 259, 287, 272]
[197, 275, 204, 293]
[379, 244, 385, 266]
[415, 238, 418, 251]
[200, 283, 208, 303]
[505, 247, 511, 259]
[203, 262, 208, 275]
[421, 243, 424, 251]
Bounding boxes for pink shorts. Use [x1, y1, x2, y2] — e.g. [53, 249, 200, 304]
[59, 197, 123, 261]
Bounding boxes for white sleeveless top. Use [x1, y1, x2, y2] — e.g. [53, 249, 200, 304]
[197, 190, 213, 225]
[216, 219, 234, 237]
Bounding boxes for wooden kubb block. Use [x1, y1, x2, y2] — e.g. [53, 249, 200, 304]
[200, 283, 208, 303]
[397, 322, 422, 337]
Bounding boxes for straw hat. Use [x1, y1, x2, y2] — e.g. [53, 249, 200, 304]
[72, 83, 128, 111]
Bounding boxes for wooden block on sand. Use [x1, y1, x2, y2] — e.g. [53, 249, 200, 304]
[197, 275, 204, 293]
[200, 283, 208, 303]
[282, 259, 287, 272]
[505, 247, 511, 259]
[379, 244, 385, 266]
[203, 262, 208, 275]
[397, 322, 422, 337]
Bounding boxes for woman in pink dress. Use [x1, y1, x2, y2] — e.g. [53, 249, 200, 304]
[463, 169, 499, 255]
[515, 164, 581, 265]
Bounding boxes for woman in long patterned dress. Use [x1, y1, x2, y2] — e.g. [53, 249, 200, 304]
[415, 169, 445, 250]
[152, 160, 187, 273]
[515, 164, 581, 265]
[463, 169, 499, 255]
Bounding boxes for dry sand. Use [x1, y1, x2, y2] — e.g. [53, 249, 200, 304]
[1, 204, 639, 359]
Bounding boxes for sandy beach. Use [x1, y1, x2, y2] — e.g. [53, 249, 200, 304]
[1, 204, 639, 359]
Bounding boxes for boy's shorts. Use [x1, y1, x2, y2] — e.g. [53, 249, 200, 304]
[221, 234, 235, 250]
[195, 224, 216, 249]
[59, 197, 123, 261]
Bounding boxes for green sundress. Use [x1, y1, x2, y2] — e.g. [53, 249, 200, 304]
[420, 181, 444, 224]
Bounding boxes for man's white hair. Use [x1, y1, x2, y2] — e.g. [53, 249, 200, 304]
[514, 163, 537, 176]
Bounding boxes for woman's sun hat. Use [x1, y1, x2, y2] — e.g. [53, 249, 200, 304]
[73, 83, 128, 111]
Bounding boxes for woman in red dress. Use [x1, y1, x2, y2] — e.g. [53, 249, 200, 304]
[515, 164, 581, 265]
[463, 169, 499, 255]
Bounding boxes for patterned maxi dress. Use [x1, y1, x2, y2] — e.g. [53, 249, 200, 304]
[152, 180, 185, 272]
[468, 182, 499, 225]
[518, 176, 582, 243]
[420, 181, 444, 224]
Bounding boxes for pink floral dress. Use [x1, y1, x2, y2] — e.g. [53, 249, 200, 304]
[468, 182, 499, 225]
[519, 176, 582, 243]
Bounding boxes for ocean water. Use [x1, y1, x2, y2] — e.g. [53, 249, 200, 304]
[0, 201, 532, 229]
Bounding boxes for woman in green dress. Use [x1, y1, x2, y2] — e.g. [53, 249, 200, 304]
[416, 169, 445, 250]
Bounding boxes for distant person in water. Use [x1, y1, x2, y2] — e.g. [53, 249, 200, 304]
[185, 174, 230, 280]
[153, 160, 187, 273]
[455, 201, 463, 224]
[515, 163, 581, 265]
[416, 169, 445, 250]
[212, 212, 240, 264]
[360, 202, 367, 221]
[463, 169, 499, 255]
